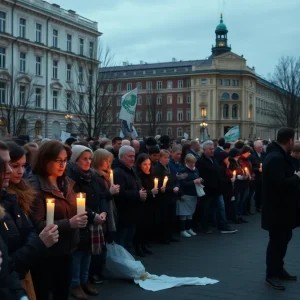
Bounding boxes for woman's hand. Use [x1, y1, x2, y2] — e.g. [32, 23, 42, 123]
[95, 212, 107, 224]
[160, 186, 166, 193]
[39, 224, 59, 248]
[173, 187, 179, 193]
[194, 178, 201, 185]
[151, 187, 159, 195]
[70, 213, 88, 229]
[110, 184, 120, 195]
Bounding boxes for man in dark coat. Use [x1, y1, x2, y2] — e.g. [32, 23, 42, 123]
[262, 127, 300, 290]
[214, 137, 225, 164]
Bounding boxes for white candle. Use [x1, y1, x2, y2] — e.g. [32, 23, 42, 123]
[46, 198, 55, 226]
[232, 170, 236, 180]
[154, 178, 158, 189]
[76, 192, 86, 214]
[260, 163, 262, 169]
[110, 170, 114, 185]
[244, 167, 248, 175]
[163, 176, 168, 187]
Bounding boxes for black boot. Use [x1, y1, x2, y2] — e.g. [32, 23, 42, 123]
[179, 220, 186, 232]
[141, 244, 153, 254]
[186, 220, 193, 231]
[135, 244, 146, 257]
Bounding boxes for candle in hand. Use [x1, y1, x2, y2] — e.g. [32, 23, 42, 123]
[232, 170, 236, 180]
[260, 163, 262, 169]
[46, 198, 55, 226]
[110, 170, 114, 185]
[245, 167, 248, 175]
[76, 192, 86, 215]
[154, 178, 158, 189]
[163, 176, 168, 187]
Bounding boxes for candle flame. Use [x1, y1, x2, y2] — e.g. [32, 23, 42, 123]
[46, 198, 55, 204]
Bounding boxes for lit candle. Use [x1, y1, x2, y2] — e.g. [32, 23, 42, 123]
[154, 178, 158, 189]
[76, 192, 86, 215]
[232, 170, 236, 180]
[46, 198, 55, 226]
[110, 170, 114, 185]
[163, 176, 168, 188]
[245, 167, 248, 175]
[260, 163, 262, 169]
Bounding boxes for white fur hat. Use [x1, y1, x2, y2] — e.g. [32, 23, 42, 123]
[71, 145, 93, 162]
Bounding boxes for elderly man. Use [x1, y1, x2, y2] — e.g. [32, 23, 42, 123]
[121, 140, 130, 146]
[113, 146, 147, 253]
[250, 140, 266, 212]
[130, 139, 140, 160]
[196, 140, 236, 234]
[188, 139, 201, 159]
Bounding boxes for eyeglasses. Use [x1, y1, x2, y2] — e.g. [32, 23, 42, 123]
[53, 159, 68, 166]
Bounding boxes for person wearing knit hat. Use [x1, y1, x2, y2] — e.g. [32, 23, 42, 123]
[71, 145, 93, 163]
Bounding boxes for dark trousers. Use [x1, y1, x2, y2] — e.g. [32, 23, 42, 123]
[255, 181, 262, 209]
[158, 200, 176, 241]
[198, 195, 213, 231]
[115, 224, 136, 253]
[266, 228, 293, 277]
[244, 186, 255, 213]
[89, 250, 107, 279]
[31, 255, 72, 300]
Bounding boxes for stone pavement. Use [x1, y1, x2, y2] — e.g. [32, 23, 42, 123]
[89, 214, 300, 300]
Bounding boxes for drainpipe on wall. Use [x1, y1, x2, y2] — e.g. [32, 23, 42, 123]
[45, 17, 51, 138]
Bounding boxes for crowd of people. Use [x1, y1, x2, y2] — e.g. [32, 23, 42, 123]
[0, 130, 299, 299]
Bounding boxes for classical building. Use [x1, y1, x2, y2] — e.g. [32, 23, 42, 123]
[105, 15, 279, 140]
[0, 0, 101, 139]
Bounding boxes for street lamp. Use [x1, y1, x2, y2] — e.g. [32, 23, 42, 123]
[65, 114, 73, 121]
[200, 122, 208, 141]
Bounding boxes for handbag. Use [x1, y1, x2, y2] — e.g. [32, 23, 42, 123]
[195, 184, 205, 197]
[21, 271, 36, 300]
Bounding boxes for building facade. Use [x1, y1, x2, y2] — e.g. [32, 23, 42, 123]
[0, 0, 101, 139]
[105, 15, 279, 140]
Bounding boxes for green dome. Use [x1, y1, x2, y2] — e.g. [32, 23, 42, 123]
[216, 17, 227, 31]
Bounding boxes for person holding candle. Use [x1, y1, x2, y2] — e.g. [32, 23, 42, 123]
[28, 140, 88, 300]
[67, 145, 109, 299]
[153, 149, 179, 244]
[135, 154, 159, 256]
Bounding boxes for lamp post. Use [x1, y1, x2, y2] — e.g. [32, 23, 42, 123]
[65, 114, 73, 134]
[200, 122, 208, 142]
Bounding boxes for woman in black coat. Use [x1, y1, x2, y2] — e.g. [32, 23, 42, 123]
[135, 154, 158, 256]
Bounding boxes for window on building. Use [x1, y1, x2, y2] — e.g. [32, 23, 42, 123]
[79, 94, 84, 111]
[224, 79, 230, 86]
[146, 95, 151, 105]
[36, 23, 42, 43]
[66, 64, 72, 81]
[221, 92, 230, 100]
[232, 104, 238, 118]
[156, 111, 162, 122]
[89, 41, 94, 57]
[19, 18, 26, 38]
[106, 111, 112, 123]
[177, 127, 183, 137]
[127, 82, 132, 91]
[177, 110, 183, 121]
[136, 128, 141, 136]
[223, 104, 229, 118]
[88, 69, 92, 85]
[35, 56, 41, 76]
[52, 60, 58, 79]
[0, 11, 6, 33]
[177, 95, 183, 104]
[186, 110, 191, 121]
[108, 84, 113, 93]
[0, 82, 6, 104]
[167, 81, 173, 89]
[201, 79, 207, 86]
[19, 52, 26, 72]
[136, 82, 142, 90]
[187, 80, 191, 88]
[137, 95, 142, 105]
[117, 83, 122, 92]
[79, 38, 84, 56]
[156, 81, 162, 90]
[167, 128, 172, 137]
[53, 90, 58, 110]
[178, 80, 183, 88]
[136, 111, 142, 122]
[146, 81, 152, 90]
[232, 93, 239, 100]
[232, 80, 239, 86]
[78, 66, 83, 84]
[19, 85, 26, 106]
[67, 34, 72, 52]
[167, 95, 172, 104]
[35, 88, 41, 108]
[156, 96, 162, 105]
[0, 47, 6, 68]
[218, 79, 223, 85]
[156, 128, 161, 135]
[66, 93, 72, 111]
[167, 110, 172, 121]
[187, 95, 191, 104]
[53, 29, 58, 47]
[117, 97, 121, 106]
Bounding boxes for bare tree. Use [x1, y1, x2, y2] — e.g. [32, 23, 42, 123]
[64, 43, 118, 138]
[145, 89, 164, 136]
[0, 72, 36, 136]
[269, 56, 300, 129]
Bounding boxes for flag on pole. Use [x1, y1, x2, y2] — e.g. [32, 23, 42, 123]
[119, 88, 138, 138]
[224, 126, 240, 142]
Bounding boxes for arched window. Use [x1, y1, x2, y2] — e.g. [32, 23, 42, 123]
[52, 121, 61, 139]
[35, 120, 43, 138]
[223, 104, 229, 118]
[221, 92, 230, 100]
[232, 93, 239, 100]
[232, 104, 238, 118]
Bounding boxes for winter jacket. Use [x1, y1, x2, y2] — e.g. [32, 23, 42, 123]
[28, 174, 79, 255]
[178, 166, 199, 196]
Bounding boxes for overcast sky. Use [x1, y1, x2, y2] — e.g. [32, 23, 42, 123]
[54, 0, 300, 77]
